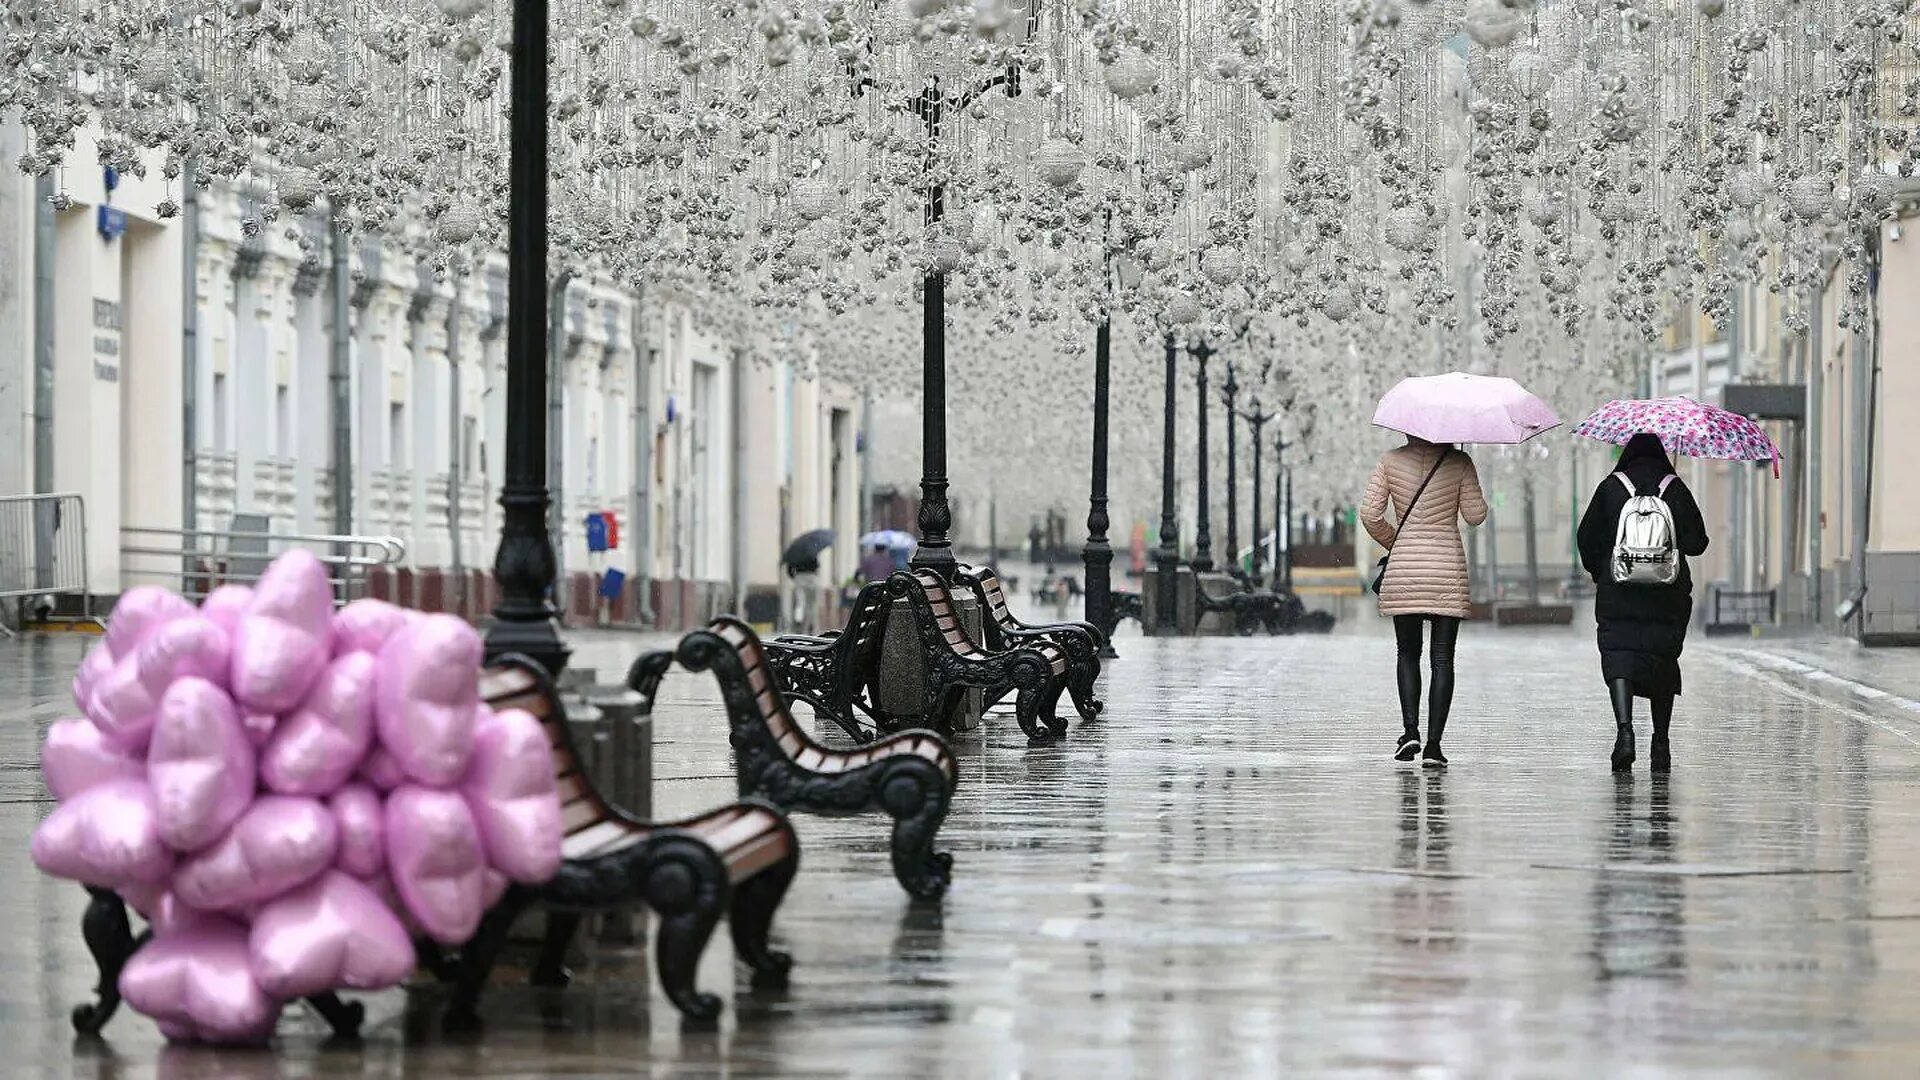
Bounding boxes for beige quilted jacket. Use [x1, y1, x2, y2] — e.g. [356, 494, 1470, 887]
[1360, 443, 1489, 618]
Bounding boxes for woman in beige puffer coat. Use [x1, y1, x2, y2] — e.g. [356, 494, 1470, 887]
[1360, 437, 1488, 767]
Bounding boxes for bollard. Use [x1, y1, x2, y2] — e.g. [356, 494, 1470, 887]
[585, 685, 652, 946]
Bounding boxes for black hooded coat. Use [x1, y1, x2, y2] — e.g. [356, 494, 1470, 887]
[1575, 433, 1710, 697]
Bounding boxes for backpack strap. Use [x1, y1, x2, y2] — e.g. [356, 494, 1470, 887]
[1614, 472, 1678, 499]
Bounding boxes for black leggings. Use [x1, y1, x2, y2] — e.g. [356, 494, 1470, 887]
[1394, 615, 1461, 744]
[1610, 679, 1674, 733]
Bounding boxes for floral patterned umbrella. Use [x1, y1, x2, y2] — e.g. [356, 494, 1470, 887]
[1573, 396, 1782, 476]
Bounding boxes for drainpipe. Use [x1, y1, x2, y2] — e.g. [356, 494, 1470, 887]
[859, 391, 873, 531]
[181, 162, 199, 543]
[1807, 284, 1824, 623]
[1846, 232, 1880, 634]
[329, 210, 353, 536]
[631, 295, 655, 624]
[31, 174, 54, 599]
[446, 283, 463, 615]
[730, 345, 747, 609]
[547, 273, 572, 607]
[32, 174, 54, 496]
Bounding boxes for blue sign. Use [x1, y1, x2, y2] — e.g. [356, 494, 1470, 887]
[665, 395, 678, 424]
[597, 567, 626, 600]
[97, 205, 127, 242]
[584, 512, 610, 553]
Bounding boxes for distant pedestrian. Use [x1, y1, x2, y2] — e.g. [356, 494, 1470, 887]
[1361, 436, 1488, 767]
[858, 543, 894, 584]
[1576, 432, 1709, 773]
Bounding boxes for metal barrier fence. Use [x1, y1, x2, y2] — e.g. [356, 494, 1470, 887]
[1707, 587, 1777, 634]
[120, 526, 406, 606]
[0, 493, 92, 636]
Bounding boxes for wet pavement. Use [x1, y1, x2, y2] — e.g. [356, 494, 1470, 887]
[7, 615, 1920, 1076]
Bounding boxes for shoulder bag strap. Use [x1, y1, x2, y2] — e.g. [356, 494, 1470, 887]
[1656, 474, 1676, 497]
[1615, 472, 1637, 498]
[1388, 450, 1450, 547]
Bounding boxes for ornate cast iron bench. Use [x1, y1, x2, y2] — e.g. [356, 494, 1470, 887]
[446, 656, 800, 1027]
[762, 579, 891, 744]
[70, 889, 367, 1038]
[889, 569, 1071, 744]
[956, 564, 1104, 724]
[629, 617, 958, 900]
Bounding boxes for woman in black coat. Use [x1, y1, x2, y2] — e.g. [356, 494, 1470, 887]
[1576, 433, 1709, 773]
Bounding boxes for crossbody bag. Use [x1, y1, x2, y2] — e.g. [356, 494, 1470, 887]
[1369, 450, 1449, 596]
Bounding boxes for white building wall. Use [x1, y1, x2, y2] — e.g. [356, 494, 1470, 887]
[1, 167, 861, 615]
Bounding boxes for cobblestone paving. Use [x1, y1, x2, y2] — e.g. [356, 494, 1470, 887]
[7, 618, 1920, 1077]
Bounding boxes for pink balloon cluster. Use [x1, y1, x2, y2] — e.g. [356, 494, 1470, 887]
[32, 550, 564, 1045]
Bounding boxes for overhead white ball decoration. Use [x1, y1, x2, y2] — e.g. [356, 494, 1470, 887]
[1464, 0, 1528, 48]
[1201, 246, 1244, 285]
[1105, 51, 1159, 101]
[791, 178, 835, 221]
[1033, 138, 1087, 188]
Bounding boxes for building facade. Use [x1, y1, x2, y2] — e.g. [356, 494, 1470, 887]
[0, 121, 866, 631]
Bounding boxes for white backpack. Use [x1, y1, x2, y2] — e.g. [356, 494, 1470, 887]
[1610, 472, 1679, 586]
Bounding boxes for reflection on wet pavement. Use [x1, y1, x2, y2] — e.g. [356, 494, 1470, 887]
[7, 620, 1920, 1075]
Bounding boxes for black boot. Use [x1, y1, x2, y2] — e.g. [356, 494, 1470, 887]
[1609, 680, 1636, 773]
[1649, 695, 1673, 773]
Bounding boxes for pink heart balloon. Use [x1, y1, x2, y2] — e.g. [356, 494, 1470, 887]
[41, 716, 146, 801]
[73, 641, 116, 719]
[30, 778, 174, 888]
[463, 707, 563, 884]
[375, 616, 482, 787]
[148, 677, 256, 853]
[385, 785, 490, 945]
[198, 584, 255, 637]
[105, 586, 197, 659]
[329, 783, 386, 879]
[90, 617, 233, 751]
[248, 871, 417, 999]
[120, 914, 280, 1045]
[173, 795, 339, 913]
[230, 549, 333, 714]
[355, 745, 407, 791]
[260, 652, 377, 796]
[332, 598, 416, 657]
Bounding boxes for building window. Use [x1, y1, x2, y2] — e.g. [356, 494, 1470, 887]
[389, 402, 406, 469]
[586, 435, 599, 493]
[212, 372, 230, 452]
[462, 416, 478, 477]
[274, 385, 290, 459]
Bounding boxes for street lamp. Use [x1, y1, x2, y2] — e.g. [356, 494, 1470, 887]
[1244, 395, 1274, 583]
[851, 7, 1034, 581]
[1154, 330, 1181, 630]
[1082, 234, 1137, 658]
[1220, 360, 1240, 579]
[1187, 339, 1215, 572]
[485, 0, 567, 675]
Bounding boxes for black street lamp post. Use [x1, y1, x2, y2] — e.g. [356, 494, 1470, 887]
[1082, 314, 1116, 656]
[1220, 362, 1240, 579]
[486, 0, 568, 675]
[1275, 434, 1293, 591]
[1188, 340, 1215, 572]
[1245, 399, 1273, 584]
[1154, 331, 1180, 630]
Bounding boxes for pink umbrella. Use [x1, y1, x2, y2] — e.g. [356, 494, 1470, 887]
[1372, 372, 1561, 445]
[1573, 396, 1782, 476]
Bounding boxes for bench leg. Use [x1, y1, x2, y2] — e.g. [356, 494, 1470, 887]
[1066, 662, 1103, 723]
[880, 765, 953, 901]
[531, 911, 582, 988]
[728, 856, 796, 987]
[304, 992, 365, 1040]
[1037, 672, 1070, 740]
[72, 887, 139, 1036]
[645, 849, 728, 1022]
[443, 888, 533, 1034]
